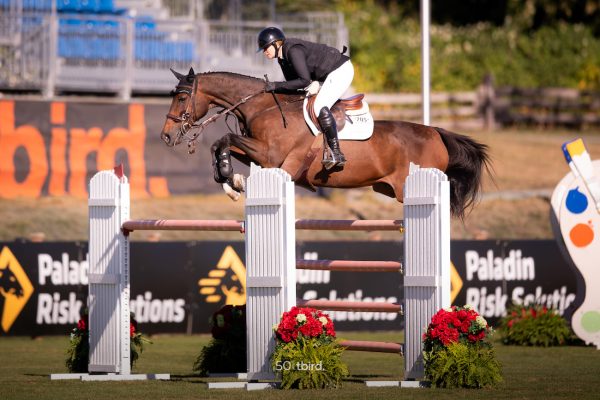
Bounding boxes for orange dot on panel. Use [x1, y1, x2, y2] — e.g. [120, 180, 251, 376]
[569, 223, 594, 248]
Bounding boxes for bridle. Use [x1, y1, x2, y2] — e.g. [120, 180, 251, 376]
[166, 75, 264, 154]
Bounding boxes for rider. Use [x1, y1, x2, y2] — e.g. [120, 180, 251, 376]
[257, 26, 353, 169]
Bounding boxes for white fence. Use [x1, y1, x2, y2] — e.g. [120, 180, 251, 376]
[0, 6, 347, 99]
[81, 164, 450, 384]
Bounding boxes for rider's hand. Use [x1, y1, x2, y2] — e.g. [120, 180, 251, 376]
[264, 81, 277, 92]
[305, 81, 320, 96]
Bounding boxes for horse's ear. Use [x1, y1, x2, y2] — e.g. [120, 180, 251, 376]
[188, 67, 195, 76]
[170, 68, 186, 80]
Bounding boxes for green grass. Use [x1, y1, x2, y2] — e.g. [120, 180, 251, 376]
[0, 332, 598, 400]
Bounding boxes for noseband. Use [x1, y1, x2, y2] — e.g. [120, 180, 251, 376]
[166, 77, 199, 147]
[166, 75, 264, 154]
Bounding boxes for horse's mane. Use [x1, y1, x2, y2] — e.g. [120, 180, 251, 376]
[197, 71, 304, 101]
[197, 71, 264, 84]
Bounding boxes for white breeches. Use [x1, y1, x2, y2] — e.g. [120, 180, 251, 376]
[313, 60, 354, 116]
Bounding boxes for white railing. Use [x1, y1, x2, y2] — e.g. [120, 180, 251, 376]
[0, 8, 347, 99]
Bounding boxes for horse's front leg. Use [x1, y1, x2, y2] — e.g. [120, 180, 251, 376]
[224, 134, 274, 197]
[210, 136, 241, 201]
[210, 137, 232, 184]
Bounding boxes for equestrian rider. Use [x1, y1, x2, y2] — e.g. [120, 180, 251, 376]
[257, 26, 353, 169]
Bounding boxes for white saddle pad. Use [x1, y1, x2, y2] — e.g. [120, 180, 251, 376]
[303, 97, 375, 140]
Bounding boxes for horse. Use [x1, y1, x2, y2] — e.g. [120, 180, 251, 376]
[160, 68, 491, 218]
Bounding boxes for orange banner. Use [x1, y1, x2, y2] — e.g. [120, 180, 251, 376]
[0, 100, 186, 199]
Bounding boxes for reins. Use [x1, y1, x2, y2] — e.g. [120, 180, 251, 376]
[166, 75, 265, 154]
[166, 74, 300, 154]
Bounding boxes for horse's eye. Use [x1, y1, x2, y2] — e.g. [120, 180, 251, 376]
[178, 96, 186, 103]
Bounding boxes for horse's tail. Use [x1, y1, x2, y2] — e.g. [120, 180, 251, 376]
[435, 127, 492, 219]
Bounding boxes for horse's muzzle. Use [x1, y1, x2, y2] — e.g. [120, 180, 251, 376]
[161, 132, 174, 147]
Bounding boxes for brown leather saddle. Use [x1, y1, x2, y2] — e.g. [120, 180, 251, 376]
[306, 93, 365, 131]
[291, 94, 366, 187]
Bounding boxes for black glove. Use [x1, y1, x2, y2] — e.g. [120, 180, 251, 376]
[264, 81, 277, 92]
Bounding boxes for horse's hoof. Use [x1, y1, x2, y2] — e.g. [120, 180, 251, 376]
[222, 183, 241, 201]
[232, 174, 246, 192]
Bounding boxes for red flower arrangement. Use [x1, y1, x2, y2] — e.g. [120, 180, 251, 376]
[499, 304, 570, 346]
[271, 306, 348, 389]
[506, 306, 548, 328]
[423, 306, 502, 388]
[274, 306, 336, 344]
[423, 305, 491, 352]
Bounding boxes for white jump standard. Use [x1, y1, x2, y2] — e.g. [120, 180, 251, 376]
[81, 163, 450, 385]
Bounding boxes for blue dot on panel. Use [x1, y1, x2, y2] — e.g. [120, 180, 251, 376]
[565, 187, 588, 214]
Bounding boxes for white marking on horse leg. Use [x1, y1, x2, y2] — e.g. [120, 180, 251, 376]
[222, 183, 241, 201]
[232, 174, 246, 192]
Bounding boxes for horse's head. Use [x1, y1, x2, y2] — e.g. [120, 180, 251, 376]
[161, 67, 210, 147]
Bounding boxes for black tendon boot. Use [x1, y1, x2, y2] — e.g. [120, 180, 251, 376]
[318, 107, 346, 169]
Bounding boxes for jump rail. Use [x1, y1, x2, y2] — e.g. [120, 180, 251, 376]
[298, 299, 404, 313]
[121, 219, 404, 233]
[122, 219, 244, 233]
[296, 259, 403, 272]
[295, 219, 404, 231]
[87, 163, 450, 383]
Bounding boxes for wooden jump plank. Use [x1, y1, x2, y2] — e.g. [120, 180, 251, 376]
[122, 219, 244, 233]
[296, 259, 402, 272]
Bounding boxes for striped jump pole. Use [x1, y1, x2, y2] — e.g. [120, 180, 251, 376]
[295, 219, 404, 231]
[296, 259, 402, 273]
[122, 219, 244, 234]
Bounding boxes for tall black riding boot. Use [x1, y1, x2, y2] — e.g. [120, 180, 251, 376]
[318, 107, 346, 169]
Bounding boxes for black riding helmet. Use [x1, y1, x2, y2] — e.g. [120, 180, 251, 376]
[257, 27, 285, 52]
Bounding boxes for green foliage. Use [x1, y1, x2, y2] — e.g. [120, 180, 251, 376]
[340, 0, 420, 92]
[422, 306, 502, 389]
[65, 313, 151, 373]
[424, 342, 503, 389]
[193, 338, 246, 376]
[333, 1, 600, 91]
[193, 305, 246, 376]
[271, 335, 349, 389]
[65, 331, 88, 373]
[499, 305, 572, 347]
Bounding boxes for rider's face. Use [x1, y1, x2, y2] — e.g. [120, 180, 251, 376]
[263, 44, 276, 59]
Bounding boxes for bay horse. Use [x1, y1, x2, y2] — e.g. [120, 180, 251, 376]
[160, 68, 491, 218]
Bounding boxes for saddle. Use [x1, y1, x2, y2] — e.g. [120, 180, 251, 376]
[306, 93, 366, 131]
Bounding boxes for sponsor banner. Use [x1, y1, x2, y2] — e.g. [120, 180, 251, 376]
[0, 241, 246, 336]
[0, 240, 579, 336]
[451, 241, 579, 322]
[0, 242, 89, 336]
[296, 242, 404, 331]
[0, 99, 241, 199]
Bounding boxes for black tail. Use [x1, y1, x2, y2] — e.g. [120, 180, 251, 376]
[436, 127, 492, 219]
